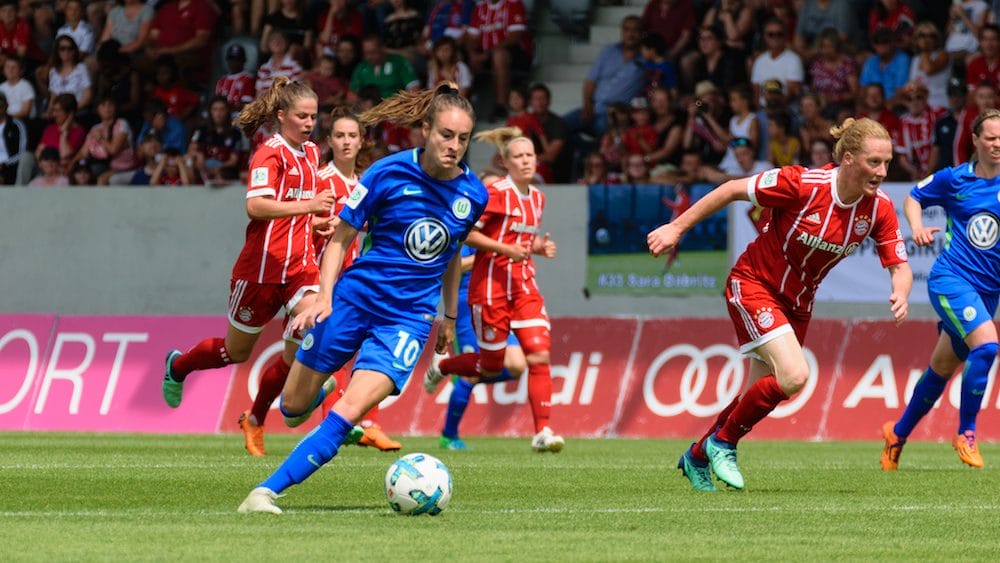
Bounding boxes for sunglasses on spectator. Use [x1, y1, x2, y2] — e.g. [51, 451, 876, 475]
[729, 138, 752, 148]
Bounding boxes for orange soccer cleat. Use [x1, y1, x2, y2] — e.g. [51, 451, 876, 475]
[238, 410, 266, 457]
[952, 431, 985, 468]
[880, 421, 904, 471]
[358, 423, 402, 451]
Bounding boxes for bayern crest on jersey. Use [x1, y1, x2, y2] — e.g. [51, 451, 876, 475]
[854, 215, 870, 236]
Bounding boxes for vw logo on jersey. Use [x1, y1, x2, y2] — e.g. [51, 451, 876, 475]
[966, 212, 1000, 250]
[404, 218, 451, 263]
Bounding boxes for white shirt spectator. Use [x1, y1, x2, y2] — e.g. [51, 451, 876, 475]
[751, 49, 804, 105]
[427, 61, 472, 92]
[49, 64, 92, 104]
[56, 22, 96, 55]
[0, 78, 36, 119]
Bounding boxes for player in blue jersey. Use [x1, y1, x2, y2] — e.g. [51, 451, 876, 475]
[881, 109, 1000, 471]
[237, 84, 489, 514]
[424, 242, 527, 450]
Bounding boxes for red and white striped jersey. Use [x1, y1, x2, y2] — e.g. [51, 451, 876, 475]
[255, 54, 303, 96]
[313, 162, 361, 271]
[468, 176, 546, 305]
[467, 0, 532, 56]
[232, 134, 322, 284]
[731, 166, 907, 311]
[898, 107, 946, 172]
[216, 71, 256, 110]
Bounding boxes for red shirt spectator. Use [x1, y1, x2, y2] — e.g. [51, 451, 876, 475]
[468, 0, 532, 57]
[966, 25, 1000, 88]
[152, 84, 199, 119]
[867, 1, 916, 38]
[315, 0, 364, 58]
[0, 4, 45, 63]
[216, 71, 256, 111]
[148, 0, 218, 80]
[641, 0, 695, 60]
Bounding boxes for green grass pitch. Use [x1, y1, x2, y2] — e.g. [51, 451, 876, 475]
[2, 432, 999, 561]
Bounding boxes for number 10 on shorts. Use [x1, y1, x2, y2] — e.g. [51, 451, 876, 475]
[393, 331, 422, 368]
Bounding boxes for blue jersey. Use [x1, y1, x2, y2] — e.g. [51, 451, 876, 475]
[336, 149, 489, 320]
[910, 163, 1000, 294]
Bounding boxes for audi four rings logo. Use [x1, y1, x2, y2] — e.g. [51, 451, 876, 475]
[642, 343, 818, 418]
[404, 218, 451, 263]
[967, 212, 999, 250]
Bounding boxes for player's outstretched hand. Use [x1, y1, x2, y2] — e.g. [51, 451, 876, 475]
[292, 299, 332, 332]
[911, 226, 940, 246]
[314, 216, 336, 238]
[435, 317, 456, 354]
[889, 292, 908, 326]
[647, 223, 681, 257]
[309, 190, 336, 214]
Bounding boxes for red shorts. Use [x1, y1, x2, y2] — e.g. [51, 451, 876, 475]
[725, 276, 810, 357]
[228, 270, 319, 338]
[471, 292, 550, 364]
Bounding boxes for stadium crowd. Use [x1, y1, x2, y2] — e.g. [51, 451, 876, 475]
[0, 0, 995, 187]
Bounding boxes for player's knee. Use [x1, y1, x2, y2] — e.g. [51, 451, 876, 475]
[504, 353, 527, 377]
[227, 345, 253, 364]
[776, 364, 809, 396]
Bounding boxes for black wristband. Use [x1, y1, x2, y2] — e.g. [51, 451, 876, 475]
[443, 313, 457, 320]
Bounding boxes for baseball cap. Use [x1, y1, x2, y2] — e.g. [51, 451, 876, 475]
[226, 44, 247, 60]
[763, 79, 784, 94]
[694, 80, 718, 98]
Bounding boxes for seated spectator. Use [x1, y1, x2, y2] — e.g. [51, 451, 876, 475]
[256, 30, 304, 96]
[46, 35, 92, 117]
[929, 77, 968, 172]
[0, 0, 45, 67]
[333, 35, 360, 82]
[505, 86, 548, 178]
[150, 147, 195, 186]
[348, 35, 419, 100]
[651, 149, 727, 186]
[56, 0, 95, 57]
[684, 25, 747, 94]
[719, 137, 771, 178]
[621, 153, 652, 184]
[528, 82, 570, 183]
[767, 110, 799, 167]
[93, 40, 141, 126]
[955, 82, 997, 164]
[751, 17, 803, 107]
[599, 102, 629, 171]
[314, 0, 364, 61]
[896, 81, 946, 181]
[793, 0, 859, 61]
[383, 0, 422, 65]
[965, 24, 1000, 90]
[622, 101, 657, 161]
[578, 151, 618, 185]
[426, 36, 471, 99]
[867, 0, 916, 50]
[216, 44, 256, 115]
[189, 96, 244, 184]
[137, 99, 186, 152]
[151, 55, 199, 122]
[807, 138, 833, 168]
[945, 0, 992, 61]
[641, 0, 695, 62]
[682, 80, 729, 166]
[99, 0, 154, 56]
[797, 93, 833, 156]
[69, 160, 96, 185]
[858, 83, 901, 145]
[464, 0, 533, 121]
[72, 96, 135, 184]
[639, 33, 677, 98]
[419, 0, 469, 59]
[145, 0, 218, 83]
[0, 92, 27, 184]
[808, 28, 858, 114]
[304, 54, 347, 108]
[910, 21, 952, 110]
[28, 147, 69, 187]
[718, 83, 758, 172]
[0, 57, 35, 119]
[859, 27, 911, 104]
[35, 93, 86, 173]
[644, 86, 683, 170]
[110, 129, 160, 185]
[700, 0, 754, 57]
[260, 0, 313, 57]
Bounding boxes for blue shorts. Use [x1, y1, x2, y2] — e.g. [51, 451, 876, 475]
[297, 298, 432, 395]
[928, 266, 999, 360]
[455, 295, 518, 354]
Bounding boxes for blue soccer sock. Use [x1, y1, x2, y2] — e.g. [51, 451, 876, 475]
[441, 370, 515, 439]
[259, 410, 354, 494]
[959, 342, 997, 434]
[894, 367, 949, 439]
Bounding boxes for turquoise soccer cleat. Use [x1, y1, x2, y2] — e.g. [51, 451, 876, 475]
[162, 349, 184, 408]
[704, 434, 745, 490]
[439, 436, 470, 450]
[677, 445, 717, 492]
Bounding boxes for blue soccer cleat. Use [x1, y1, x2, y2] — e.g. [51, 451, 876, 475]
[677, 444, 717, 492]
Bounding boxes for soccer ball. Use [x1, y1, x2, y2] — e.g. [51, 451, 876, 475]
[385, 453, 452, 516]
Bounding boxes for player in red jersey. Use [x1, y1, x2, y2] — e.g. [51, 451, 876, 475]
[163, 78, 336, 457]
[649, 117, 913, 491]
[427, 127, 564, 452]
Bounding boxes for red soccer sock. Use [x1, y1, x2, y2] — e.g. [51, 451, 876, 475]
[715, 375, 788, 445]
[439, 353, 481, 379]
[250, 356, 290, 425]
[691, 395, 741, 462]
[527, 363, 553, 433]
[171, 337, 233, 380]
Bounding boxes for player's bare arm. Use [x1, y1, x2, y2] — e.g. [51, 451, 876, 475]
[648, 179, 748, 257]
[246, 190, 336, 220]
[436, 248, 463, 354]
[903, 195, 940, 246]
[887, 262, 913, 326]
[465, 229, 530, 262]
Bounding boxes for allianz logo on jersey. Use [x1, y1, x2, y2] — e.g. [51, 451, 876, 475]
[795, 231, 858, 256]
[509, 222, 538, 234]
[285, 187, 316, 200]
[405, 218, 451, 263]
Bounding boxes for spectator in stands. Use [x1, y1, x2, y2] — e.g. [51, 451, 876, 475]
[0, 92, 26, 184]
[93, 40, 141, 126]
[304, 54, 347, 108]
[260, 0, 312, 57]
[599, 102, 629, 171]
[564, 15, 644, 140]
[641, 0, 695, 62]
[622, 100, 657, 162]
[419, 0, 469, 58]
[333, 35, 360, 82]
[189, 96, 244, 184]
[682, 80, 729, 166]
[45, 35, 91, 117]
[314, 0, 363, 61]
[910, 21, 951, 111]
[464, 0, 532, 121]
[644, 86, 683, 170]
[145, 0, 219, 83]
[99, 0, 154, 56]
[793, 0, 859, 62]
[505, 85, 549, 178]
[718, 83, 758, 172]
[945, 0, 991, 62]
[858, 83, 901, 146]
[28, 147, 69, 186]
[217, 43, 256, 114]
[382, 0, 422, 65]
[57, 0, 95, 57]
[685, 24, 746, 94]
[0, 57, 34, 119]
[860, 27, 912, 104]
[578, 151, 617, 185]
[751, 17, 803, 107]
[35, 93, 85, 173]
[136, 99, 186, 152]
[528, 82, 570, 183]
[700, 0, 754, 57]
[965, 24, 1000, 90]
[426, 35, 471, 99]
[622, 152, 652, 184]
[767, 110, 799, 167]
[150, 147, 195, 186]
[896, 81, 946, 181]
[72, 96, 135, 184]
[928, 77, 968, 172]
[954, 82, 997, 164]
[797, 92, 833, 156]
[867, 0, 916, 49]
[639, 32, 677, 98]
[256, 30, 304, 96]
[808, 28, 858, 115]
[0, 0, 44, 67]
[107, 128, 157, 185]
[151, 55, 199, 122]
[69, 160, 96, 185]
[719, 136, 771, 178]
[651, 148, 727, 185]
[348, 35, 419, 101]
[807, 138, 833, 168]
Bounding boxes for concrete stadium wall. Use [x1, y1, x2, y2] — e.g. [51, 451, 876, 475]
[0, 186, 934, 319]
